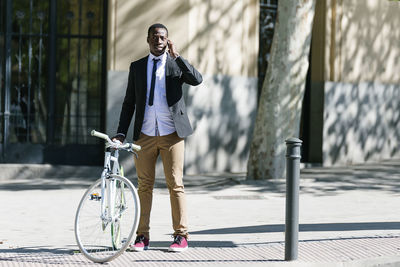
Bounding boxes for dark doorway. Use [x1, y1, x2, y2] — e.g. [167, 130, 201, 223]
[1, 0, 107, 165]
[299, 0, 326, 164]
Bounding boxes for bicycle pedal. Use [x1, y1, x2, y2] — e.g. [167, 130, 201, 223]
[90, 193, 102, 201]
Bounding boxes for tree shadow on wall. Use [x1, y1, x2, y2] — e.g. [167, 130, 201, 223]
[323, 1, 400, 165]
[181, 1, 257, 174]
[184, 76, 257, 174]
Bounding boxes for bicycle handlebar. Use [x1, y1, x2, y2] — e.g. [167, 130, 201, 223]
[91, 130, 141, 152]
[91, 130, 109, 141]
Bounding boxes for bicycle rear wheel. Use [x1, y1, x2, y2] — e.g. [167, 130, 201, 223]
[75, 175, 140, 263]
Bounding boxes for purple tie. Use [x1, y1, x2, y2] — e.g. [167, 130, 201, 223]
[148, 58, 160, 106]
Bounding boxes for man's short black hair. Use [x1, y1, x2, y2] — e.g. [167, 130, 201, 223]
[148, 23, 168, 36]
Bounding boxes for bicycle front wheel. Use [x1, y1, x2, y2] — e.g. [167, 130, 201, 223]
[74, 175, 140, 263]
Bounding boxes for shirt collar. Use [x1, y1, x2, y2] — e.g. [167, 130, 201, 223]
[149, 51, 167, 63]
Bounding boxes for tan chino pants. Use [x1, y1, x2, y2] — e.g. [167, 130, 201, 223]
[134, 132, 188, 239]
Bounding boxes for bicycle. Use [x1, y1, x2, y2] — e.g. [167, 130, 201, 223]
[74, 130, 141, 263]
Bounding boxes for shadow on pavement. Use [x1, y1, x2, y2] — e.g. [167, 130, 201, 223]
[239, 234, 400, 247]
[191, 222, 400, 235]
[0, 159, 399, 195]
[299, 161, 400, 195]
[234, 160, 400, 196]
[0, 246, 75, 254]
[0, 178, 96, 191]
[146, 240, 237, 248]
[130, 259, 284, 264]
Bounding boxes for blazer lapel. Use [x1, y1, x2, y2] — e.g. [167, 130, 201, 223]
[165, 54, 176, 107]
[137, 56, 148, 108]
[165, 53, 173, 79]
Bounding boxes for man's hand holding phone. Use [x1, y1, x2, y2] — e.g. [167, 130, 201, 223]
[167, 39, 180, 59]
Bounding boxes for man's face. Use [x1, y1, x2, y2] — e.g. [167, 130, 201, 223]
[147, 28, 168, 56]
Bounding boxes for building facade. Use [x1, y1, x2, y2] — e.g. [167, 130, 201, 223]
[106, 0, 259, 175]
[304, 0, 400, 166]
[1, 0, 399, 174]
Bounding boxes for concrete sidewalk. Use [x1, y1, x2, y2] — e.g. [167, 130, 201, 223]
[0, 159, 399, 266]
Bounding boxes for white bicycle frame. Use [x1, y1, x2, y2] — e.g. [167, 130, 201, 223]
[91, 130, 140, 229]
[100, 150, 119, 227]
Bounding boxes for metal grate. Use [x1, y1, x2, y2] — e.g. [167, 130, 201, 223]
[1, 0, 106, 148]
[7, 1, 49, 144]
[54, 0, 105, 145]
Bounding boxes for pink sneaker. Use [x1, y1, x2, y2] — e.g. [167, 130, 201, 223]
[130, 235, 149, 252]
[168, 235, 188, 252]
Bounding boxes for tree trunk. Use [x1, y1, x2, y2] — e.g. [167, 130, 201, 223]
[247, 0, 316, 180]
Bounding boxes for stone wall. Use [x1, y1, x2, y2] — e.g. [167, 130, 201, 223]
[323, 82, 400, 166]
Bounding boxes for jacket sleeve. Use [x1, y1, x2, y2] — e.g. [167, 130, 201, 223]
[175, 56, 203, 86]
[116, 63, 136, 136]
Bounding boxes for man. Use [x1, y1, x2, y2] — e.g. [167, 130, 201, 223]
[113, 23, 202, 252]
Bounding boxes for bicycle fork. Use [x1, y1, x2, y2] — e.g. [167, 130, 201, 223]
[100, 150, 121, 230]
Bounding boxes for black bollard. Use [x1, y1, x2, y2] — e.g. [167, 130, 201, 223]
[284, 137, 302, 261]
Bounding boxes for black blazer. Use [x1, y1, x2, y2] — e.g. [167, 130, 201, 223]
[117, 53, 203, 141]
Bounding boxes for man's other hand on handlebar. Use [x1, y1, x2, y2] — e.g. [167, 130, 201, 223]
[112, 134, 125, 144]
